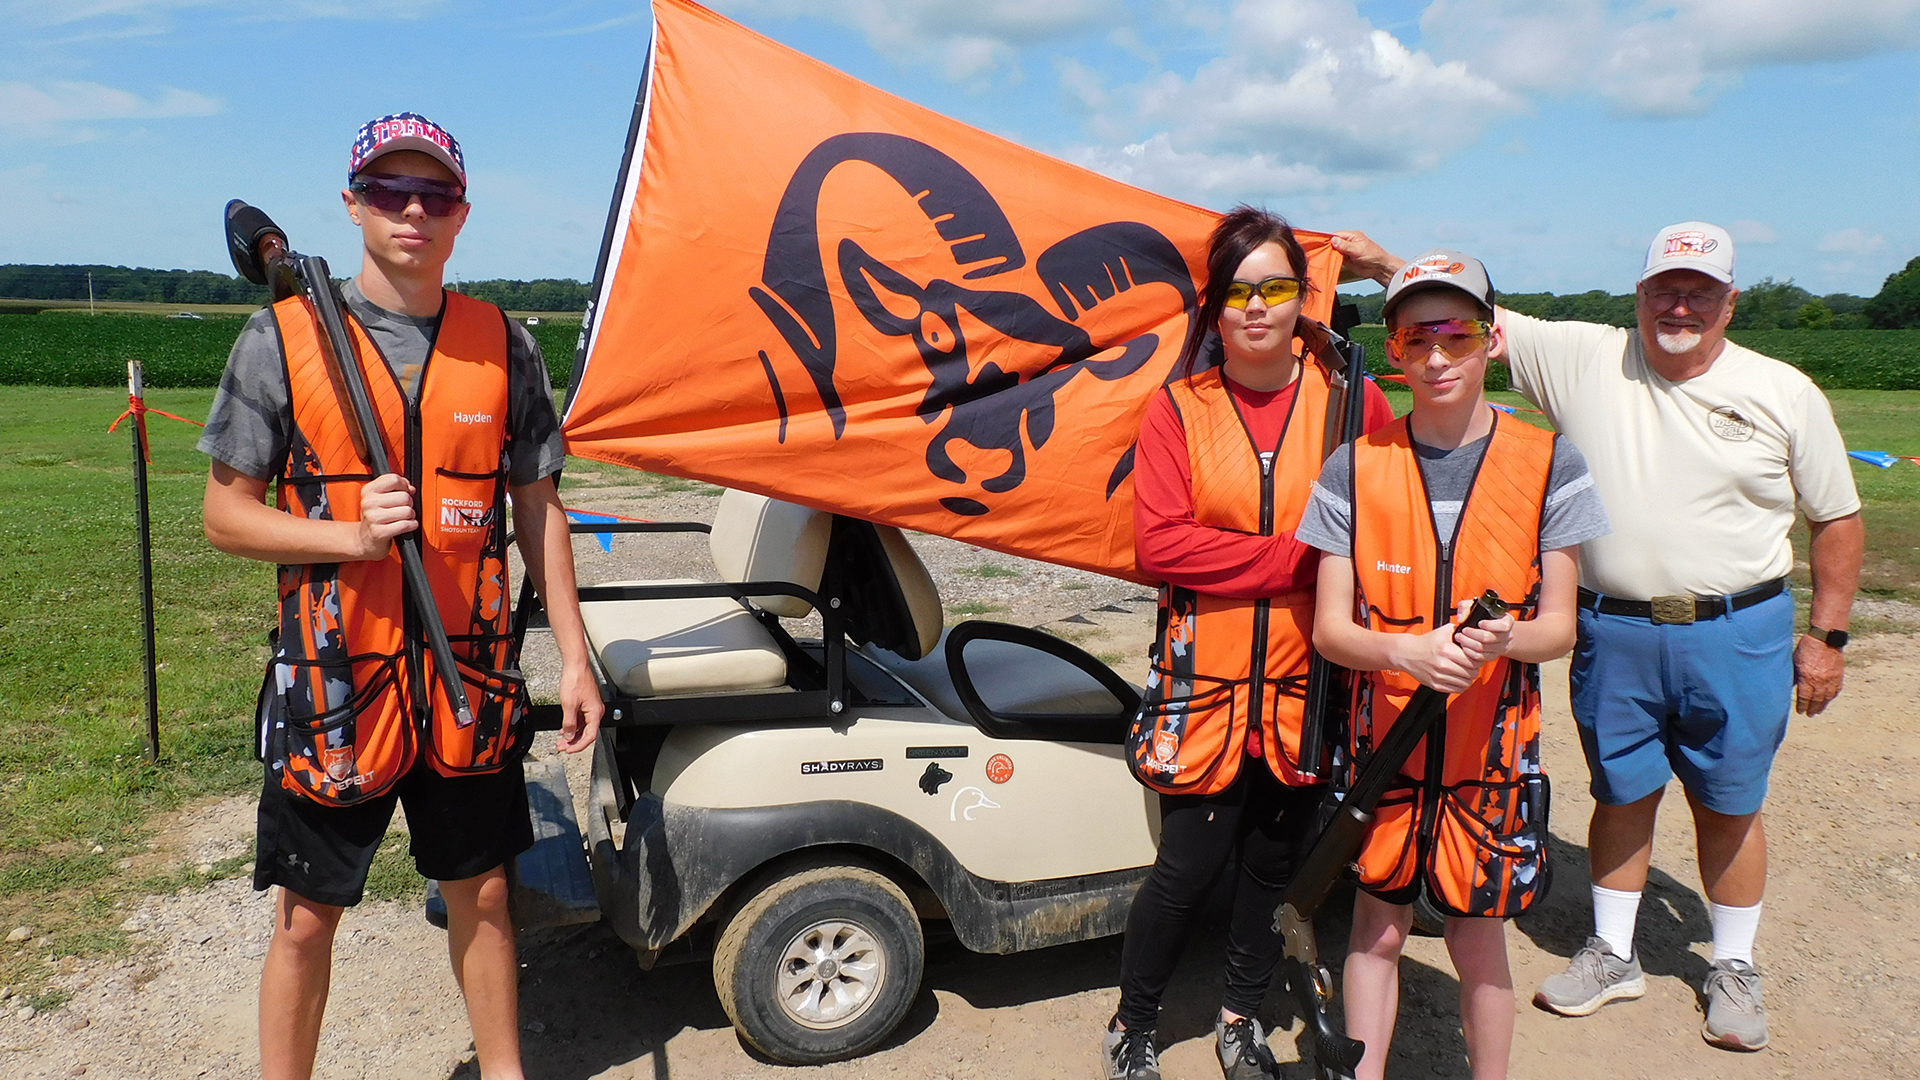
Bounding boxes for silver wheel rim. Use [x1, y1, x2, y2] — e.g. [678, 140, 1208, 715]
[774, 918, 886, 1029]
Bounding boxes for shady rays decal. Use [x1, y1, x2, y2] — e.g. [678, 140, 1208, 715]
[750, 132, 1197, 517]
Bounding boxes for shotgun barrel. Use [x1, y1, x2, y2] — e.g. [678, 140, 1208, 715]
[223, 200, 476, 727]
[1296, 331, 1370, 782]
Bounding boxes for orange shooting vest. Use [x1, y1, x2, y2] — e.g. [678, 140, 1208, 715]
[1345, 412, 1555, 918]
[1126, 358, 1333, 795]
[256, 291, 527, 806]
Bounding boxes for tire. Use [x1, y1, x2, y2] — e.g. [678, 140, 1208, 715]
[1410, 889, 1447, 937]
[712, 865, 925, 1064]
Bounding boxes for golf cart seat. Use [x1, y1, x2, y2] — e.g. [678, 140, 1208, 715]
[871, 629, 1120, 720]
[579, 489, 830, 697]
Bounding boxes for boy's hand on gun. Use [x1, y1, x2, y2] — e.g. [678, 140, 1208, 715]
[1391, 612, 1479, 694]
[353, 473, 419, 560]
[1452, 595, 1516, 666]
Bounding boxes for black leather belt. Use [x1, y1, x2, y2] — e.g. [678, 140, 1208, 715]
[1578, 577, 1787, 625]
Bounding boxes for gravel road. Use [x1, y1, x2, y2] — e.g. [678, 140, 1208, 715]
[4, 477, 1916, 1079]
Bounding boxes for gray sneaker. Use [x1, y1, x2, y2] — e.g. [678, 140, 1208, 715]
[1702, 959, 1769, 1051]
[1216, 1015, 1282, 1080]
[1102, 1023, 1161, 1080]
[1533, 936, 1646, 1016]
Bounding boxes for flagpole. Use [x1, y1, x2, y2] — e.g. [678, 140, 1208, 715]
[128, 359, 162, 763]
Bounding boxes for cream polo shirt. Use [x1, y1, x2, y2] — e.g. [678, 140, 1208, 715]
[1498, 311, 1859, 599]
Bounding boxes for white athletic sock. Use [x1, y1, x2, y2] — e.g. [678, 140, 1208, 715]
[1592, 885, 1642, 961]
[1710, 901, 1763, 965]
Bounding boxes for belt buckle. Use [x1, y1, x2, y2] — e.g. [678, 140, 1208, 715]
[1649, 595, 1697, 625]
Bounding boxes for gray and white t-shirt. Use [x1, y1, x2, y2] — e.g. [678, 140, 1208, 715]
[198, 281, 564, 486]
[1296, 427, 1611, 559]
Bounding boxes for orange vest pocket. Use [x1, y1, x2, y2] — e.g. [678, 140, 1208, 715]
[422, 641, 529, 776]
[1355, 788, 1422, 896]
[260, 650, 411, 806]
[1427, 775, 1551, 919]
[1128, 670, 1241, 794]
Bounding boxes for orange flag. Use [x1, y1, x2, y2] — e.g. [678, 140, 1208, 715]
[562, 0, 1343, 582]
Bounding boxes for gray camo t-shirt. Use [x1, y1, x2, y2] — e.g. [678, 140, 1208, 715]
[198, 280, 564, 485]
[1296, 428, 1611, 558]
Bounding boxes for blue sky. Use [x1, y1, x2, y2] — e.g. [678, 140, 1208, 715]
[4, 0, 1917, 296]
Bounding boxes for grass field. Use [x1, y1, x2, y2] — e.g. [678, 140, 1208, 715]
[1346, 326, 1920, 392]
[0, 386, 1913, 1001]
[0, 387, 264, 1000]
[4, 308, 1916, 391]
[1378, 389, 1920, 617]
[0, 307, 584, 389]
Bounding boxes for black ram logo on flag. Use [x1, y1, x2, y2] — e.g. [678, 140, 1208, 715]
[749, 132, 1197, 516]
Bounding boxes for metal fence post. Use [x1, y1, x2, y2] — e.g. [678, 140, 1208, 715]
[128, 360, 161, 763]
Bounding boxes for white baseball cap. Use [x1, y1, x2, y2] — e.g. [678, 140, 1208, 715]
[1381, 249, 1496, 324]
[1641, 221, 1735, 284]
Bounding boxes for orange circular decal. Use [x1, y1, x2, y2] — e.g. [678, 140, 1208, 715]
[985, 753, 1014, 784]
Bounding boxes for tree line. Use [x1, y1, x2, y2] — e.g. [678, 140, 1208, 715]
[9, 257, 1920, 328]
[1339, 258, 1920, 330]
[0, 265, 594, 312]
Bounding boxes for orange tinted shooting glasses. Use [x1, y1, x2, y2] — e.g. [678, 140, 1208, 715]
[1223, 276, 1304, 309]
[1386, 318, 1492, 361]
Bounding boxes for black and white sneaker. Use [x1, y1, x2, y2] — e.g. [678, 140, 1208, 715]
[1102, 1022, 1161, 1080]
[1216, 1015, 1282, 1080]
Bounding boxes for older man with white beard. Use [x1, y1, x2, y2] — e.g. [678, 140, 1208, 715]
[1334, 222, 1864, 1053]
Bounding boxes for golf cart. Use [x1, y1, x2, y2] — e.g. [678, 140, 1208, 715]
[501, 486, 1161, 1064]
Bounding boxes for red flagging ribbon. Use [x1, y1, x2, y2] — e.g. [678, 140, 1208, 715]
[109, 394, 204, 463]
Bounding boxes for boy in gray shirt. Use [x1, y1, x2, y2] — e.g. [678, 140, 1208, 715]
[200, 112, 599, 1080]
[1299, 250, 1608, 1080]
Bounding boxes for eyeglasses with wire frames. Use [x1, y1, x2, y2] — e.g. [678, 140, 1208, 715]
[1641, 284, 1730, 313]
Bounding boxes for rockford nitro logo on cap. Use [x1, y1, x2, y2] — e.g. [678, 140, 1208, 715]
[1663, 231, 1719, 259]
[1402, 254, 1468, 282]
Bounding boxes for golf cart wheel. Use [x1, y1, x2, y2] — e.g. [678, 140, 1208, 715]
[1410, 889, 1447, 937]
[712, 865, 924, 1064]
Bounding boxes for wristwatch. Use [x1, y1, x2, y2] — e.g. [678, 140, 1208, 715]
[1808, 625, 1849, 650]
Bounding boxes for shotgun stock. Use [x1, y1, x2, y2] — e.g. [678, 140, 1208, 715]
[1276, 590, 1510, 1080]
[1297, 330, 1370, 782]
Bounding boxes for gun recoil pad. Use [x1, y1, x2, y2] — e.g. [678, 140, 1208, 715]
[224, 200, 286, 286]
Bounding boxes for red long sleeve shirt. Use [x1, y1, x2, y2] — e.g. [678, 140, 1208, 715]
[1134, 372, 1395, 598]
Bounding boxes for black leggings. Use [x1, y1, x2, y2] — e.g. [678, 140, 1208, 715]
[1116, 760, 1323, 1031]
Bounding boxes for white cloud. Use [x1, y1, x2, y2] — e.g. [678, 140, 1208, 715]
[0, 81, 220, 140]
[1420, 0, 1920, 115]
[1057, 57, 1112, 114]
[1729, 219, 1778, 244]
[1818, 227, 1887, 256]
[1072, 132, 1338, 200]
[715, 0, 1121, 80]
[1072, 0, 1520, 200]
[1066, 1, 1920, 202]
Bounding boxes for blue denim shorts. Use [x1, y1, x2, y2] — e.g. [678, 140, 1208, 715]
[1568, 590, 1793, 816]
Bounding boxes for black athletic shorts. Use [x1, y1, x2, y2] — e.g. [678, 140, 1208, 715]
[253, 756, 533, 908]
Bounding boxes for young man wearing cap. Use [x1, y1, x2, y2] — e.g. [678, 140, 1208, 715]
[1332, 224, 1864, 1051]
[201, 112, 602, 1080]
[1298, 251, 1607, 1080]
